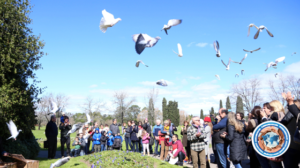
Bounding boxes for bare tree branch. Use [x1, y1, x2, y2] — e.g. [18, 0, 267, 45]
[113, 91, 135, 124]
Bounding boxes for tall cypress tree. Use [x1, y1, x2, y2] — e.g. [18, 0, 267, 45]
[173, 101, 180, 126]
[210, 107, 215, 122]
[226, 96, 232, 110]
[219, 100, 223, 109]
[167, 100, 173, 122]
[236, 96, 244, 114]
[200, 109, 204, 119]
[162, 98, 167, 121]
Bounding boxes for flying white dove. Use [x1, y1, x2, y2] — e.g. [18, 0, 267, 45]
[264, 62, 277, 71]
[50, 157, 71, 168]
[291, 52, 296, 56]
[6, 120, 21, 140]
[232, 54, 247, 64]
[156, 79, 168, 86]
[275, 56, 285, 65]
[221, 58, 232, 70]
[84, 112, 91, 125]
[173, 43, 183, 57]
[99, 9, 121, 33]
[133, 34, 161, 54]
[83, 133, 91, 141]
[48, 101, 62, 115]
[275, 73, 279, 78]
[243, 48, 261, 53]
[161, 19, 182, 35]
[136, 60, 148, 67]
[247, 23, 259, 37]
[254, 25, 274, 39]
[235, 74, 239, 78]
[215, 75, 220, 80]
[213, 41, 221, 57]
[66, 123, 84, 137]
[241, 69, 244, 75]
[78, 126, 83, 134]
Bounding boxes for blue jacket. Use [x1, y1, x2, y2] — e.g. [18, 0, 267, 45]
[114, 135, 123, 143]
[60, 116, 65, 123]
[213, 117, 228, 130]
[152, 124, 163, 136]
[93, 129, 101, 145]
[107, 131, 114, 146]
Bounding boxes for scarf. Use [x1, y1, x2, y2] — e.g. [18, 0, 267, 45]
[192, 124, 201, 133]
[164, 126, 169, 131]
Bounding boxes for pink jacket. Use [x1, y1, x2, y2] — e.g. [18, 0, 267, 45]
[165, 139, 186, 158]
[142, 134, 150, 144]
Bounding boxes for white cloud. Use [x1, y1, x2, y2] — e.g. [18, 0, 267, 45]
[89, 84, 98, 88]
[181, 79, 188, 85]
[101, 82, 106, 85]
[187, 42, 195, 47]
[277, 44, 286, 48]
[196, 43, 208, 47]
[189, 76, 201, 80]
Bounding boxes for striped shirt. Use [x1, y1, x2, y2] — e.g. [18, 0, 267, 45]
[187, 125, 206, 152]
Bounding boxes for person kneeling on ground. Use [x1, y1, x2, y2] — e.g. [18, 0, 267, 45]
[71, 133, 86, 157]
[100, 131, 108, 151]
[164, 134, 186, 166]
[93, 128, 101, 153]
[112, 133, 123, 150]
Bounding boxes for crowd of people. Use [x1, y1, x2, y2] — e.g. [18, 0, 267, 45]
[44, 91, 300, 168]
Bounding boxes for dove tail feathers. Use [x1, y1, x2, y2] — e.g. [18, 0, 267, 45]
[99, 17, 107, 33]
[6, 136, 13, 140]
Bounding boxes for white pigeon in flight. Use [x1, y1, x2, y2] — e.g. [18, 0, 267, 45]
[264, 62, 277, 71]
[136, 60, 148, 67]
[235, 74, 239, 78]
[254, 25, 274, 39]
[99, 9, 121, 33]
[133, 34, 161, 54]
[215, 75, 220, 80]
[50, 157, 71, 168]
[241, 69, 244, 75]
[173, 43, 183, 57]
[243, 48, 261, 53]
[161, 19, 182, 35]
[275, 73, 279, 78]
[6, 120, 21, 140]
[156, 79, 168, 86]
[213, 41, 221, 57]
[247, 23, 259, 37]
[221, 58, 232, 70]
[275, 56, 285, 65]
[66, 123, 84, 137]
[48, 101, 62, 115]
[85, 112, 91, 125]
[232, 54, 247, 64]
[291, 52, 296, 56]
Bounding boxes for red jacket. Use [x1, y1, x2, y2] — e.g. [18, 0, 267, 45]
[164, 139, 186, 158]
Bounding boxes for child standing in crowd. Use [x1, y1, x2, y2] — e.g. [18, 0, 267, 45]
[71, 137, 81, 157]
[104, 124, 109, 134]
[100, 131, 108, 151]
[107, 131, 114, 150]
[142, 129, 150, 156]
[92, 128, 101, 153]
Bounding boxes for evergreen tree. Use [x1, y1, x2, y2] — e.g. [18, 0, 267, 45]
[210, 107, 215, 122]
[0, 0, 44, 158]
[226, 96, 232, 110]
[148, 98, 155, 125]
[200, 109, 204, 119]
[236, 96, 244, 114]
[168, 101, 174, 123]
[219, 100, 223, 109]
[162, 98, 168, 121]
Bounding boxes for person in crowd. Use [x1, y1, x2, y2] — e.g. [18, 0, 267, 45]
[153, 119, 163, 157]
[125, 121, 132, 151]
[71, 133, 85, 157]
[113, 133, 123, 150]
[169, 119, 177, 136]
[211, 114, 220, 164]
[281, 92, 300, 168]
[204, 116, 213, 163]
[187, 116, 207, 168]
[138, 121, 144, 153]
[59, 116, 72, 158]
[160, 120, 171, 161]
[143, 118, 153, 154]
[235, 112, 245, 124]
[165, 134, 186, 166]
[141, 129, 150, 156]
[0, 136, 10, 161]
[245, 106, 261, 168]
[130, 120, 139, 152]
[91, 122, 99, 153]
[83, 124, 92, 154]
[107, 131, 114, 150]
[103, 124, 109, 134]
[45, 115, 58, 159]
[60, 112, 66, 123]
[220, 112, 247, 168]
[122, 123, 127, 135]
[92, 128, 101, 153]
[100, 131, 108, 151]
[99, 124, 104, 133]
[181, 120, 192, 164]
[212, 108, 229, 168]
[110, 119, 120, 137]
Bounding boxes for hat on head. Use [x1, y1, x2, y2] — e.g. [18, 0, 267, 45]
[204, 116, 211, 122]
[62, 112, 65, 115]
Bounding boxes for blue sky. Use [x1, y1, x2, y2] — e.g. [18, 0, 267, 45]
[30, 0, 300, 116]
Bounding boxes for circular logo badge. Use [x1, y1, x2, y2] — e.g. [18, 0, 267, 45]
[252, 121, 290, 158]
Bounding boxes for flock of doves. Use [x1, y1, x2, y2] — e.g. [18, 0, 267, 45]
[99, 9, 297, 82]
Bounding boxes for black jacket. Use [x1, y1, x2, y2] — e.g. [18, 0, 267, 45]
[225, 125, 248, 162]
[129, 125, 139, 141]
[281, 111, 300, 151]
[100, 135, 108, 145]
[262, 112, 279, 122]
[212, 116, 228, 144]
[142, 123, 152, 136]
[45, 121, 58, 139]
[288, 104, 300, 128]
[59, 123, 72, 137]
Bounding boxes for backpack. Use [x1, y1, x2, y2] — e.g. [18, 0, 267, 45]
[112, 138, 122, 149]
